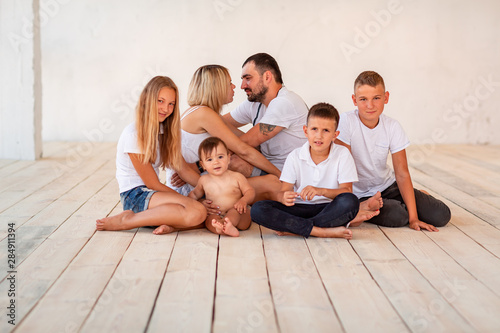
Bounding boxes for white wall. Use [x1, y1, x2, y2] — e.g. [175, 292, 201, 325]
[40, 0, 500, 147]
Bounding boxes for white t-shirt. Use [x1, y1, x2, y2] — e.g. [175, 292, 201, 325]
[280, 142, 358, 205]
[116, 123, 161, 193]
[230, 86, 308, 170]
[337, 110, 410, 198]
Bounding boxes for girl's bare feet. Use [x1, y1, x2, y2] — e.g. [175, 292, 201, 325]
[96, 210, 134, 231]
[153, 224, 177, 235]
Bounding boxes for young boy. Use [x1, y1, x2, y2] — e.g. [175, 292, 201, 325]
[188, 137, 255, 237]
[251, 103, 382, 239]
[336, 71, 451, 231]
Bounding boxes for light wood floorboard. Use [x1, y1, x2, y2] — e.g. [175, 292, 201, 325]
[0, 143, 499, 333]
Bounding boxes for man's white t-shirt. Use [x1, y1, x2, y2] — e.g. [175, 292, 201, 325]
[116, 122, 161, 193]
[230, 86, 308, 170]
[280, 142, 358, 205]
[337, 110, 410, 198]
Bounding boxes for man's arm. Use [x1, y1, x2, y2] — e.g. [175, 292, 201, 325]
[239, 123, 284, 147]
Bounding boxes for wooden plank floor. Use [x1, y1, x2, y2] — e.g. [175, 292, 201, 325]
[1, 142, 499, 333]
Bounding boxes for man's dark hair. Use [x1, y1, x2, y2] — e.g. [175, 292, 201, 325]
[243, 53, 283, 84]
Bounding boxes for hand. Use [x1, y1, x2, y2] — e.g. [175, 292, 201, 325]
[202, 199, 221, 216]
[409, 219, 439, 232]
[171, 172, 187, 187]
[281, 191, 299, 206]
[300, 186, 321, 201]
[233, 198, 248, 214]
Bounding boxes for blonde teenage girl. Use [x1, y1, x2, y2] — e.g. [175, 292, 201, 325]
[96, 76, 206, 234]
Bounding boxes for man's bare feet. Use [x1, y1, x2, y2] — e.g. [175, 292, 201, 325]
[311, 226, 353, 239]
[349, 209, 380, 227]
[153, 224, 177, 235]
[211, 218, 240, 237]
[360, 191, 383, 212]
[96, 210, 134, 231]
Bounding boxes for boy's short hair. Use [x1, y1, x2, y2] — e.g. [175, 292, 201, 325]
[354, 71, 385, 91]
[307, 103, 339, 129]
[198, 137, 228, 160]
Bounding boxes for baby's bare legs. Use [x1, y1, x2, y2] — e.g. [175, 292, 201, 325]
[207, 213, 240, 237]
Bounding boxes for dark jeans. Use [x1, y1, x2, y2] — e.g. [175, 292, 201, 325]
[251, 193, 359, 238]
[360, 181, 451, 228]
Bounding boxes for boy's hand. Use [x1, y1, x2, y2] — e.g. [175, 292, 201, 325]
[300, 186, 322, 201]
[234, 198, 248, 214]
[281, 191, 299, 206]
[409, 219, 439, 232]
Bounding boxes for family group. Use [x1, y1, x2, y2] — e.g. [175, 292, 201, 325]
[96, 53, 451, 239]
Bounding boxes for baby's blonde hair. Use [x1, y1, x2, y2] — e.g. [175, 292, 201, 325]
[135, 76, 182, 170]
[188, 65, 231, 114]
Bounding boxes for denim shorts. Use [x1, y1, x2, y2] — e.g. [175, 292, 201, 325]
[120, 186, 157, 213]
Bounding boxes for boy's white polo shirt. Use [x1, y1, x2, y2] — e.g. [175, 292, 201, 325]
[280, 142, 358, 205]
[337, 110, 410, 198]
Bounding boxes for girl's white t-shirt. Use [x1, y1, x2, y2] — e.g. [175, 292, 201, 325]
[337, 110, 410, 198]
[115, 122, 161, 193]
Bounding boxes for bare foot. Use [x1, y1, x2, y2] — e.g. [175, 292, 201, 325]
[360, 191, 383, 212]
[222, 217, 240, 237]
[153, 224, 177, 235]
[349, 209, 380, 227]
[311, 226, 353, 239]
[420, 189, 429, 195]
[276, 231, 296, 236]
[96, 210, 134, 231]
[211, 218, 225, 234]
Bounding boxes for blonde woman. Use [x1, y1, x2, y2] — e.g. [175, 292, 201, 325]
[169, 65, 281, 214]
[96, 76, 206, 234]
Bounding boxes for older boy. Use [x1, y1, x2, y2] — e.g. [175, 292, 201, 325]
[336, 71, 451, 231]
[251, 103, 382, 239]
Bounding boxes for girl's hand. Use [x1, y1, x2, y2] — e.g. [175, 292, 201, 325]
[282, 191, 299, 206]
[233, 199, 248, 214]
[300, 186, 321, 201]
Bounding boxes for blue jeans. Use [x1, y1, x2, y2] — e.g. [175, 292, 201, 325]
[251, 193, 359, 238]
[120, 186, 157, 213]
[360, 181, 451, 227]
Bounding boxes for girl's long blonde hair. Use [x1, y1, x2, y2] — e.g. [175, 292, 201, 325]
[135, 76, 182, 170]
[187, 65, 231, 114]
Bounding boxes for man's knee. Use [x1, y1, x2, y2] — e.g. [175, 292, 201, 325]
[426, 204, 451, 227]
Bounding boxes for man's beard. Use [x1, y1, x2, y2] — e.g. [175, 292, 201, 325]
[247, 80, 268, 103]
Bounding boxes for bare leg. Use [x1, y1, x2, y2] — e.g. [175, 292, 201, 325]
[247, 175, 281, 203]
[225, 207, 252, 230]
[228, 154, 253, 178]
[96, 192, 206, 232]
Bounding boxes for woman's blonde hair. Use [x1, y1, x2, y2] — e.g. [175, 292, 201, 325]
[187, 65, 231, 114]
[135, 76, 182, 170]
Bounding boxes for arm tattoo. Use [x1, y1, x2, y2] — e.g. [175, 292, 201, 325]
[259, 123, 276, 136]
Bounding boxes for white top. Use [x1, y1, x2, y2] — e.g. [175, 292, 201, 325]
[337, 110, 410, 198]
[230, 86, 308, 170]
[280, 142, 358, 205]
[116, 122, 161, 193]
[166, 106, 210, 195]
